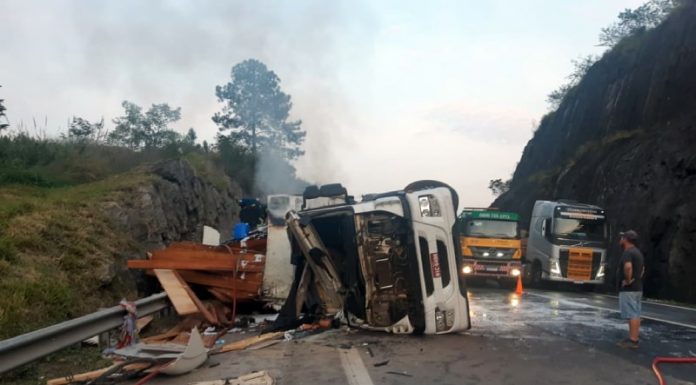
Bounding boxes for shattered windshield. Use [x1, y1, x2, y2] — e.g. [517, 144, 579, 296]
[463, 219, 518, 239]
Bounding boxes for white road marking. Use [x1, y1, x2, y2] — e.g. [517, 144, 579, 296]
[339, 347, 375, 385]
[526, 291, 696, 331]
[591, 292, 696, 312]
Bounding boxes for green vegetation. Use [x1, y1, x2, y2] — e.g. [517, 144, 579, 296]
[0, 85, 8, 132]
[0, 107, 223, 339]
[213, 59, 306, 161]
[0, 171, 151, 339]
[0, 57, 310, 341]
[1, 345, 112, 385]
[546, 0, 679, 110]
[598, 0, 677, 47]
[108, 101, 183, 149]
[488, 178, 511, 196]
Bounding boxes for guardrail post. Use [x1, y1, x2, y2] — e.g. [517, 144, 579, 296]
[0, 292, 170, 374]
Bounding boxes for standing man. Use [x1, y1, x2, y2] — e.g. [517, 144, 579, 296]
[616, 230, 644, 349]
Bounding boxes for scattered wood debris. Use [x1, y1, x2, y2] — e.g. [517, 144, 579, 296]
[127, 238, 268, 325]
[188, 371, 275, 385]
[47, 362, 154, 385]
[215, 332, 284, 354]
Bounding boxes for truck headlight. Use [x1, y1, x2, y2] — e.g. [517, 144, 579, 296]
[550, 261, 562, 276]
[511, 268, 521, 277]
[482, 252, 490, 257]
[418, 196, 431, 216]
[496, 252, 504, 257]
[462, 266, 473, 274]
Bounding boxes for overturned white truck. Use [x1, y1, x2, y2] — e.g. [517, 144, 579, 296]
[273, 180, 471, 334]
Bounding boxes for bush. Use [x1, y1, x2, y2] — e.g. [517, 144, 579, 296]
[0, 237, 17, 263]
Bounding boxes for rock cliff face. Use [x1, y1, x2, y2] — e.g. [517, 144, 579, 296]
[98, 159, 241, 295]
[103, 160, 241, 252]
[103, 160, 241, 249]
[494, 2, 696, 302]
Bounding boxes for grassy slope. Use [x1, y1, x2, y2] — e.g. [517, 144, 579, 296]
[0, 170, 154, 339]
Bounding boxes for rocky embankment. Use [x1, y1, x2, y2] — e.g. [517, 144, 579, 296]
[494, 2, 696, 302]
[0, 158, 241, 338]
[104, 159, 240, 252]
[101, 159, 242, 293]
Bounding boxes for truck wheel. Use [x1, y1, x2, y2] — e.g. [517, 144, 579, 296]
[530, 261, 543, 288]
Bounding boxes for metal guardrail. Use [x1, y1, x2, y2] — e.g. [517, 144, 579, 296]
[0, 292, 170, 374]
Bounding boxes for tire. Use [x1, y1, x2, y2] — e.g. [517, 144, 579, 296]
[529, 261, 543, 288]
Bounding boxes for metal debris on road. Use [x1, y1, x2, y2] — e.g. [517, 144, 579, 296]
[386, 371, 413, 377]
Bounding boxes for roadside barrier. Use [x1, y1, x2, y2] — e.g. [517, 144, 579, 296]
[651, 356, 696, 385]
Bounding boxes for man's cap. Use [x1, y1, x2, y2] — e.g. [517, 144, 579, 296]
[619, 230, 639, 242]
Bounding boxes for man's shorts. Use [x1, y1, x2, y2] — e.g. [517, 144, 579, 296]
[619, 291, 642, 319]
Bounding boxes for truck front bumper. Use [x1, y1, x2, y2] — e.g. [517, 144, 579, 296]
[461, 259, 522, 279]
[542, 262, 606, 285]
[542, 273, 604, 285]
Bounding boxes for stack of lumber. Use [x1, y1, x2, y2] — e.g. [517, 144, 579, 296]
[127, 240, 267, 325]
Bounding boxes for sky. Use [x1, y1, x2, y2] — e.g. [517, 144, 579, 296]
[0, 0, 646, 206]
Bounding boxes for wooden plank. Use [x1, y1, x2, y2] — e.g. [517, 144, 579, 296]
[208, 288, 232, 302]
[150, 248, 261, 264]
[141, 329, 180, 344]
[128, 258, 264, 272]
[141, 317, 202, 344]
[165, 240, 267, 254]
[136, 315, 154, 332]
[154, 269, 200, 315]
[216, 332, 284, 353]
[177, 273, 217, 325]
[177, 270, 264, 292]
[47, 362, 151, 385]
[188, 371, 274, 385]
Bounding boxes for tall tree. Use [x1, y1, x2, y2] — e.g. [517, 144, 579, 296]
[212, 59, 305, 160]
[0, 85, 8, 132]
[546, 55, 598, 109]
[599, 0, 676, 47]
[488, 179, 511, 196]
[67, 116, 106, 142]
[108, 101, 181, 149]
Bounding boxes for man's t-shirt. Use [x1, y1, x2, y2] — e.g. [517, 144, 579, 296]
[617, 246, 644, 292]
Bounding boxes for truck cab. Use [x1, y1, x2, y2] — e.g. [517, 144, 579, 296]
[280, 180, 471, 334]
[524, 200, 608, 287]
[458, 209, 523, 288]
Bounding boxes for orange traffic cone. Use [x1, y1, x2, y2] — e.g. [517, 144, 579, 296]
[515, 275, 524, 295]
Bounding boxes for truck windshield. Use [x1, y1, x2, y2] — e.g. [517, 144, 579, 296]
[552, 218, 606, 241]
[463, 219, 518, 239]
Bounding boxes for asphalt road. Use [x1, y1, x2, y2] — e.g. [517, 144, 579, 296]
[143, 286, 696, 385]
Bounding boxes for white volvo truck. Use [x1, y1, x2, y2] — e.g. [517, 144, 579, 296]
[524, 200, 608, 287]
